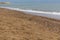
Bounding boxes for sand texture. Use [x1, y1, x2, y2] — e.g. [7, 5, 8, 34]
[0, 8, 60, 40]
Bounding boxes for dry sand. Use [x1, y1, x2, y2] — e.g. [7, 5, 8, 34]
[0, 8, 60, 40]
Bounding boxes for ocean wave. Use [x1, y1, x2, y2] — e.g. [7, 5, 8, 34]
[0, 6, 60, 20]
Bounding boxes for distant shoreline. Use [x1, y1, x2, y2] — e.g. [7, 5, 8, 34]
[0, 2, 10, 4]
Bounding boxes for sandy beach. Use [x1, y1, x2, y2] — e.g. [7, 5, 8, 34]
[0, 8, 60, 40]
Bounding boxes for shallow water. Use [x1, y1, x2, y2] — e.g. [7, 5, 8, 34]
[0, 0, 60, 12]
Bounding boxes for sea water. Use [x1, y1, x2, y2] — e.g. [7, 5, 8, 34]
[0, 0, 60, 20]
[0, 0, 60, 12]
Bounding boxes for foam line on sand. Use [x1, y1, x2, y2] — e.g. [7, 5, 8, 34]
[1, 7, 60, 20]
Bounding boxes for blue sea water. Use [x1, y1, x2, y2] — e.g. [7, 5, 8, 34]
[0, 0, 60, 12]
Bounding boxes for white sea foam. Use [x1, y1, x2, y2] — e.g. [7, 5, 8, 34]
[0, 7, 60, 20]
[1, 7, 60, 14]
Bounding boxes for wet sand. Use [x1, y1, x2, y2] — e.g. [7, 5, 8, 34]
[0, 8, 60, 40]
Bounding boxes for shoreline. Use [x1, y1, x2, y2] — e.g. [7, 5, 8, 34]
[1, 7, 60, 20]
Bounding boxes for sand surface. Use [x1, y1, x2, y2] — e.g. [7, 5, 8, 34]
[0, 8, 60, 40]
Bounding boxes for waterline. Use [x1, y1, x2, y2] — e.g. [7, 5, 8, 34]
[1, 6, 60, 20]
